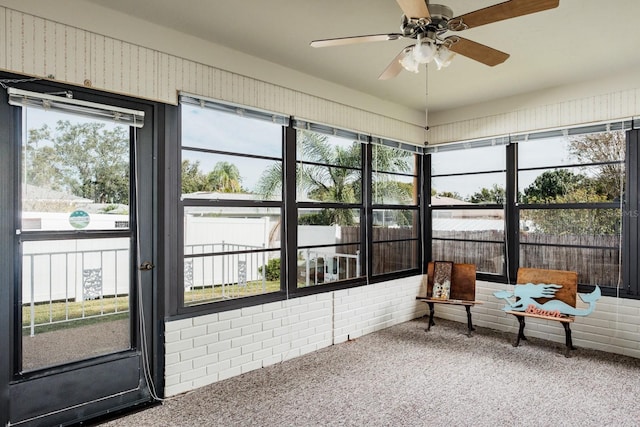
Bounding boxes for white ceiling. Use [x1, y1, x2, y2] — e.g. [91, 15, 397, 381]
[81, 0, 640, 114]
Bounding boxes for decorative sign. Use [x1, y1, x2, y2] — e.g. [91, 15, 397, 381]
[432, 261, 453, 300]
[525, 304, 562, 318]
[82, 268, 102, 300]
[494, 283, 601, 316]
[69, 210, 90, 229]
[238, 260, 247, 287]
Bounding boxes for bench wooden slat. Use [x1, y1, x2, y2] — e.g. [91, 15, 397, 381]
[516, 267, 577, 307]
[505, 310, 574, 323]
[416, 297, 482, 307]
[426, 262, 476, 301]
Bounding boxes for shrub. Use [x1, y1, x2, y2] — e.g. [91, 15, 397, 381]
[260, 258, 280, 281]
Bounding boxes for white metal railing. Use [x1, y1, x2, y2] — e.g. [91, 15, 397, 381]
[184, 242, 271, 302]
[22, 245, 130, 336]
[303, 249, 360, 287]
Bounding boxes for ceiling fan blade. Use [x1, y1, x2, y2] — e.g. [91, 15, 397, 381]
[446, 37, 510, 66]
[310, 34, 402, 48]
[378, 48, 412, 80]
[449, 0, 559, 31]
[395, 0, 430, 19]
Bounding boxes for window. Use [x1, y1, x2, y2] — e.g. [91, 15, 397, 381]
[428, 123, 632, 293]
[177, 97, 425, 310]
[430, 143, 507, 275]
[371, 143, 420, 275]
[517, 129, 625, 288]
[295, 129, 364, 287]
[180, 98, 286, 306]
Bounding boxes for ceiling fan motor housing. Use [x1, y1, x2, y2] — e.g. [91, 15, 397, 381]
[401, 4, 453, 39]
[427, 4, 454, 29]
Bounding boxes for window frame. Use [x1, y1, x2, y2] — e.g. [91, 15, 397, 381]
[516, 128, 626, 291]
[428, 141, 508, 280]
[292, 127, 366, 292]
[175, 98, 425, 314]
[427, 121, 638, 297]
[369, 143, 422, 278]
[177, 100, 288, 314]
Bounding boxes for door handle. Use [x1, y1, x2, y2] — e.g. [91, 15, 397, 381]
[139, 261, 155, 271]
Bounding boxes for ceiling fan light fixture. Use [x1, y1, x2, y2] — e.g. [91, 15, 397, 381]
[399, 50, 420, 73]
[434, 46, 456, 70]
[412, 40, 436, 64]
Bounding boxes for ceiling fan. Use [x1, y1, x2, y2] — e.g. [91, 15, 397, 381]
[310, 0, 560, 79]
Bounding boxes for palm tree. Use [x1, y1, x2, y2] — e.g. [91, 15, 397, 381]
[207, 161, 243, 193]
[255, 131, 414, 225]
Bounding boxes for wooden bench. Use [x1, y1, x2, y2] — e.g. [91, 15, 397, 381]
[504, 268, 578, 357]
[416, 262, 482, 337]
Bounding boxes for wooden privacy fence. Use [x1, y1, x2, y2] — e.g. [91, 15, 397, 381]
[520, 233, 620, 287]
[432, 230, 505, 274]
[338, 227, 620, 287]
[340, 227, 419, 274]
[433, 230, 620, 287]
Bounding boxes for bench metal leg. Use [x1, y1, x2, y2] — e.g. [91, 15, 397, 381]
[513, 315, 527, 347]
[562, 322, 576, 358]
[465, 305, 475, 337]
[425, 302, 435, 331]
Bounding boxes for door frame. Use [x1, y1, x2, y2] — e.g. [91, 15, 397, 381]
[0, 73, 165, 426]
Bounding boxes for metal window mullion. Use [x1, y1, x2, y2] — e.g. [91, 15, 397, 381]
[506, 142, 519, 281]
[363, 143, 372, 279]
[430, 204, 504, 210]
[431, 169, 507, 178]
[372, 169, 418, 179]
[297, 242, 360, 251]
[181, 145, 281, 162]
[432, 237, 505, 245]
[520, 241, 620, 251]
[423, 153, 432, 269]
[297, 159, 362, 173]
[519, 202, 621, 210]
[371, 204, 420, 210]
[517, 160, 625, 173]
[284, 125, 298, 296]
[624, 129, 639, 296]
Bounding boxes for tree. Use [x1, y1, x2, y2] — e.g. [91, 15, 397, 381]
[182, 160, 246, 194]
[207, 161, 243, 193]
[568, 131, 625, 200]
[181, 160, 210, 194]
[521, 169, 586, 203]
[520, 162, 621, 235]
[257, 131, 360, 225]
[468, 184, 505, 204]
[27, 120, 129, 204]
[522, 190, 619, 235]
[256, 131, 414, 225]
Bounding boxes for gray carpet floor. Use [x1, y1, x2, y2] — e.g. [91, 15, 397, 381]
[98, 317, 640, 427]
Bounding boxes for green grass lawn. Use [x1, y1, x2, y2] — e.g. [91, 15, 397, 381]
[184, 280, 280, 304]
[22, 279, 281, 333]
[22, 296, 130, 335]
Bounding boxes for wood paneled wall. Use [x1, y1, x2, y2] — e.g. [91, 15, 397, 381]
[0, 7, 424, 145]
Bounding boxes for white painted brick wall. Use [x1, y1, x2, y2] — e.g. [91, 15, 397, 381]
[164, 276, 640, 397]
[432, 280, 640, 359]
[164, 278, 427, 396]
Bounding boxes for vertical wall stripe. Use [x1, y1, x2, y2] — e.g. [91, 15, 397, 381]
[430, 87, 640, 145]
[0, 7, 5, 70]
